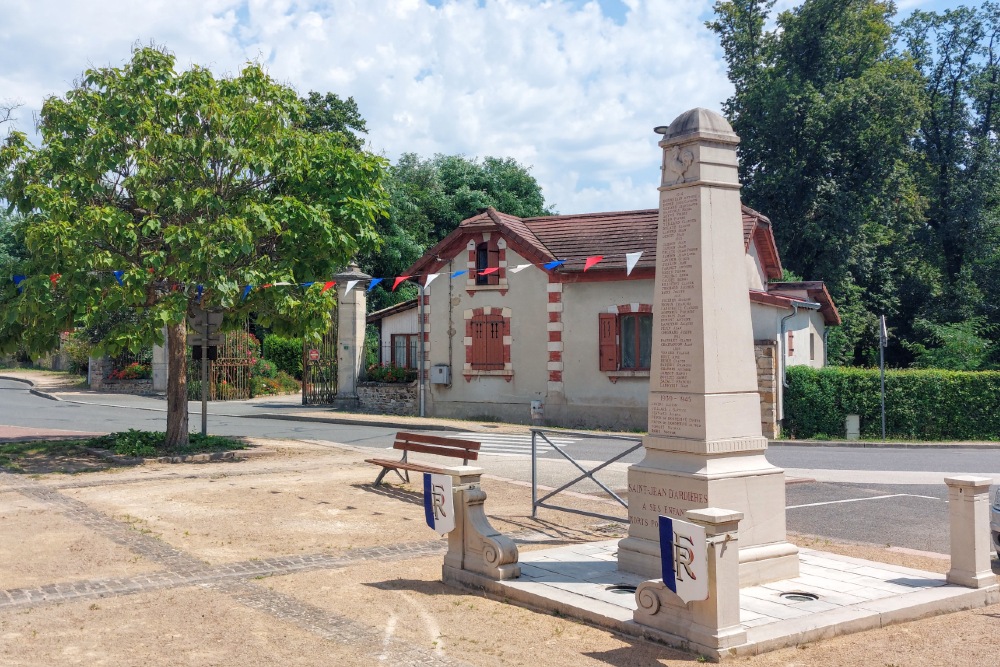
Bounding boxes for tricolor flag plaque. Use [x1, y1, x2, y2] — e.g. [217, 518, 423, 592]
[423, 473, 455, 535]
[659, 516, 708, 603]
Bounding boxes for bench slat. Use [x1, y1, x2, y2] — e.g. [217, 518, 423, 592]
[364, 458, 447, 475]
[393, 442, 480, 461]
[394, 432, 481, 451]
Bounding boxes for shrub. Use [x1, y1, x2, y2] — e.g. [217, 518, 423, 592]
[86, 430, 245, 457]
[61, 332, 92, 375]
[249, 370, 300, 398]
[784, 365, 1000, 440]
[251, 358, 277, 378]
[108, 362, 152, 380]
[263, 334, 303, 379]
[365, 363, 417, 383]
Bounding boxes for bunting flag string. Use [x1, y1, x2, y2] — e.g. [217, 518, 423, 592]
[7, 248, 654, 299]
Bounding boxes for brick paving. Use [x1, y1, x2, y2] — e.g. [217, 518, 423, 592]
[0, 469, 463, 664]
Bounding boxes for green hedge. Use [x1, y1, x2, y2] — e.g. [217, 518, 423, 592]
[784, 365, 1000, 440]
[262, 334, 303, 380]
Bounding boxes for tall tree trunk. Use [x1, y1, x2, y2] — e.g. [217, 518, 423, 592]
[165, 320, 189, 450]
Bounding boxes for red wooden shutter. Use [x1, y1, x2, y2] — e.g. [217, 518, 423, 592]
[472, 317, 487, 368]
[599, 313, 618, 371]
[486, 315, 504, 368]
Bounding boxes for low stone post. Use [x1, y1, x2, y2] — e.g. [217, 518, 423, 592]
[442, 466, 520, 582]
[634, 508, 746, 659]
[945, 476, 997, 589]
[332, 263, 370, 410]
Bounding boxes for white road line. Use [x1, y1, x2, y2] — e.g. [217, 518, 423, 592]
[787, 493, 941, 510]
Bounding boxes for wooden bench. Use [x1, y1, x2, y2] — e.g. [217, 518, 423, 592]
[365, 432, 481, 485]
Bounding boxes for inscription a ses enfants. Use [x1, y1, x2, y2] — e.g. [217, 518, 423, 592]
[627, 483, 708, 525]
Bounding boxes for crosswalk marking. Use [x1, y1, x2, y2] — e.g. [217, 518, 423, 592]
[456, 432, 578, 457]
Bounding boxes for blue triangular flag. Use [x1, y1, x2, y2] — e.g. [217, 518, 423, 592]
[300, 281, 314, 287]
[241, 285, 252, 301]
[451, 270, 468, 279]
[543, 260, 565, 271]
[196, 284, 204, 303]
[113, 270, 124, 286]
[367, 278, 383, 292]
[13, 275, 25, 294]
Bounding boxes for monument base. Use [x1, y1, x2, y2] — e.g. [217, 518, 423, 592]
[617, 449, 799, 586]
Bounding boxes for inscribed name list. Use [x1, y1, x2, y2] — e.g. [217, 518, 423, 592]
[654, 190, 701, 392]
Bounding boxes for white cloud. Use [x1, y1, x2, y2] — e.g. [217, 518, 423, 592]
[1, 0, 737, 213]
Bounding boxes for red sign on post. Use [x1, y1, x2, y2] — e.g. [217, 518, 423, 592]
[308, 349, 320, 362]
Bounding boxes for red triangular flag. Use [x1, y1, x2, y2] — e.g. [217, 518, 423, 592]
[49, 273, 61, 288]
[261, 284, 273, 289]
[583, 255, 604, 272]
[479, 267, 499, 276]
[321, 281, 336, 293]
[392, 276, 411, 291]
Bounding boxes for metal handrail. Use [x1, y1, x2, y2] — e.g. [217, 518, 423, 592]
[530, 427, 643, 523]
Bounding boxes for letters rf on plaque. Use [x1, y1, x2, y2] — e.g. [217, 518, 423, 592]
[423, 473, 455, 535]
[659, 516, 708, 603]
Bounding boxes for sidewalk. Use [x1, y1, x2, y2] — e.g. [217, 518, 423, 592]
[4, 370, 1000, 447]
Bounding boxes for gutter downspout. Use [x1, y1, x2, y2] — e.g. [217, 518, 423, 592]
[418, 282, 426, 418]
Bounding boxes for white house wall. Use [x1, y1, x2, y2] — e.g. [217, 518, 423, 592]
[424, 248, 551, 424]
[421, 246, 827, 430]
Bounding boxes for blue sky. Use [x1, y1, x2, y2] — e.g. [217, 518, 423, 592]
[0, 0, 969, 214]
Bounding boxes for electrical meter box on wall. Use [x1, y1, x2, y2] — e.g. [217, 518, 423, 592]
[430, 364, 451, 385]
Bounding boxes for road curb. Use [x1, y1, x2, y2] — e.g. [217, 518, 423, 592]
[0, 374, 62, 401]
[770, 439, 1000, 450]
[249, 412, 468, 432]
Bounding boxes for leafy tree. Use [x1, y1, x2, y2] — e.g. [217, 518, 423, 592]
[709, 0, 932, 365]
[362, 153, 550, 311]
[298, 90, 368, 150]
[904, 317, 995, 370]
[899, 5, 1000, 328]
[0, 46, 388, 449]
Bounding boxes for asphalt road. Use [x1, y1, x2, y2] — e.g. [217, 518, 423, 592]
[2, 379, 998, 555]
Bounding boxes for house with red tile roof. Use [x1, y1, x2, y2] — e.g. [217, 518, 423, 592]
[372, 204, 839, 435]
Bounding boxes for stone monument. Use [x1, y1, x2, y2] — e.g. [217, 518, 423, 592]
[617, 108, 799, 586]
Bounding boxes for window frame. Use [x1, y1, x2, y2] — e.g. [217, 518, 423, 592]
[475, 242, 500, 285]
[390, 333, 419, 369]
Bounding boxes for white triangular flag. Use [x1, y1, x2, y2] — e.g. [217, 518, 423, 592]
[424, 273, 440, 290]
[345, 279, 360, 295]
[625, 251, 643, 276]
[273, 281, 292, 286]
[509, 264, 532, 273]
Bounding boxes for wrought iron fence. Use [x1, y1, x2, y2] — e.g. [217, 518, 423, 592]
[303, 323, 338, 404]
[186, 322, 256, 401]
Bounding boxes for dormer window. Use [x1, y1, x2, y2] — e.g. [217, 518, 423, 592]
[475, 242, 500, 285]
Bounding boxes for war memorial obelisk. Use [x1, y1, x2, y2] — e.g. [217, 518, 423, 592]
[617, 109, 799, 586]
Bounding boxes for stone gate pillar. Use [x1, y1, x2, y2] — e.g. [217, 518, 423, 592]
[152, 326, 168, 393]
[617, 108, 799, 586]
[332, 263, 370, 410]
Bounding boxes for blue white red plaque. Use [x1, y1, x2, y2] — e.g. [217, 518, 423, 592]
[659, 515, 708, 603]
[423, 473, 455, 535]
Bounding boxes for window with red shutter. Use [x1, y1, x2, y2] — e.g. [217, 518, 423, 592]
[599, 313, 618, 371]
[471, 313, 505, 370]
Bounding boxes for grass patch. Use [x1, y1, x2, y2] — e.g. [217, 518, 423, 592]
[0, 440, 92, 470]
[87, 430, 248, 458]
[0, 430, 248, 473]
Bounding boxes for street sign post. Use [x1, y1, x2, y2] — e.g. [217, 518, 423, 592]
[188, 308, 223, 437]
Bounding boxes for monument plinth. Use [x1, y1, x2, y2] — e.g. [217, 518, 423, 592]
[617, 108, 799, 586]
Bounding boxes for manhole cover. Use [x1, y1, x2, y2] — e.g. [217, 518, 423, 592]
[780, 591, 819, 602]
[606, 585, 637, 595]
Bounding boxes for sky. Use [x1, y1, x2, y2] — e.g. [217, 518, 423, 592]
[0, 0, 966, 215]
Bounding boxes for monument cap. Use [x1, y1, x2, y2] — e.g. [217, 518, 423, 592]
[656, 108, 738, 144]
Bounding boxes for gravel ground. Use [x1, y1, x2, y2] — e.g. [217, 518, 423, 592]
[0, 437, 996, 666]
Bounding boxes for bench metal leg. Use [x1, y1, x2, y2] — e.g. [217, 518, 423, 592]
[373, 466, 391, 485]
[373, 466, 409, 486]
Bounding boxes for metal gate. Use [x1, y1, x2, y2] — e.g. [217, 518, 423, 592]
[186, 321, 255, 401]
[302, 317, 338, 404]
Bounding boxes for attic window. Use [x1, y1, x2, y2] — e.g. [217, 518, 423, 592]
[476, 242, 500, 285]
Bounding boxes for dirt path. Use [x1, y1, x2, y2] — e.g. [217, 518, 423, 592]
[0, 438, 996, 666]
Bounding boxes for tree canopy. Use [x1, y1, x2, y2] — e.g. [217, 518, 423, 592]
[361, 152, 551, 311]
[0, 46, 388, 447]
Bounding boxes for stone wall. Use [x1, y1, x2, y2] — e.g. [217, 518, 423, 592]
[357, 381, 418, 416]
[88, 356, 156, 395]
[754, 341, 779, 438]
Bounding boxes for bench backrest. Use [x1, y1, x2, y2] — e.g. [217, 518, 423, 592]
[393, 432, 481, 463]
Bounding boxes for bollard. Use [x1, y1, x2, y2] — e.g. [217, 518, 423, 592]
[944, 476, 997, 589]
